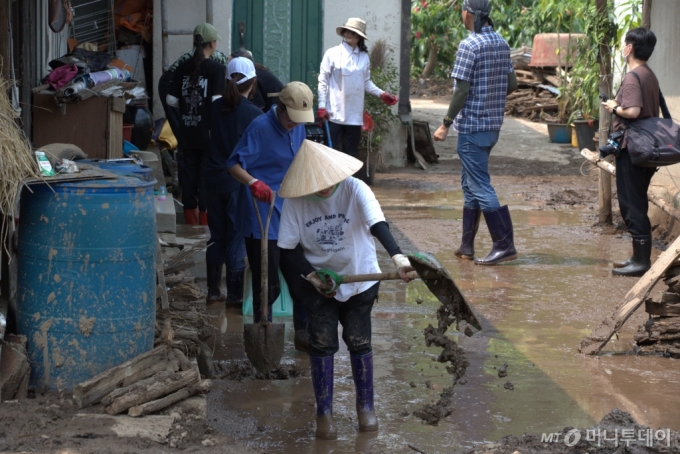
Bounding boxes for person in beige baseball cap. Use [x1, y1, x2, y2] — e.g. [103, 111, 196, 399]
[317, 17, 398, 159]
[277, 140, 414, 439]
[226, 80, 315, 354]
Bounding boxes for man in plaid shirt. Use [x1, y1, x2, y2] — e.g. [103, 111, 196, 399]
[434, 0, 518, 266]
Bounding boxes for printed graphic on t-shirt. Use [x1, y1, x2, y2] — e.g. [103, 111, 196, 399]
[306, 213, 351, 252]
[181, 76, 208, 127]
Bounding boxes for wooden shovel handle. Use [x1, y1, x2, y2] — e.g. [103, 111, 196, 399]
[340, 270, 419, 284]
[252, 192, 277, 324]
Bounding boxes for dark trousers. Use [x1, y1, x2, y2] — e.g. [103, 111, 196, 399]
[244, 237, 310, 329]
[182, 147, 210, 211]
[287, 275, 379, 357]
[616, 148, 656, 238]
[328, 121, 362, 157]
[206, 191, 246, 271]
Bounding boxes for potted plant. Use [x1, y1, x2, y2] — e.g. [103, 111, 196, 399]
[355, 40, 400, 185]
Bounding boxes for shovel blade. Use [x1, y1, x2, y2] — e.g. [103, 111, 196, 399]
[408, 252, 482, 330]
[243, 322, 285, 374]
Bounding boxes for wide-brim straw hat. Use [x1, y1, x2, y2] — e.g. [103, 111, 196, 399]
[336, 17, 368, 40]
[279, 140, 364, 198]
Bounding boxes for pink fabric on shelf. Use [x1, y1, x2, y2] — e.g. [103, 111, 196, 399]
[45, 64, 78, 90]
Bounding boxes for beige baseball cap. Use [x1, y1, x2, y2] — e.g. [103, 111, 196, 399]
[275, 81, 314, 124]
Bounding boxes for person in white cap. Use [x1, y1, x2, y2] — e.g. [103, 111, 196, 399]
[276, 140, 413, 439]
[317, 17, 398, 157]
[204, 57, 262, 305]
[226, 81, 315, 350]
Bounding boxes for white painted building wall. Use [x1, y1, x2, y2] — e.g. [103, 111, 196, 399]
[648, 1, 680, 191]
[322, 1, 407, 168]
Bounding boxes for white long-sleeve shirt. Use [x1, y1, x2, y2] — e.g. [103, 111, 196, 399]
[317, 42, 384, 126]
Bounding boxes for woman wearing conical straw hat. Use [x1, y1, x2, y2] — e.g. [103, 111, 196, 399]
[277, 140, 413, 439]
[317, 17, 398, 157]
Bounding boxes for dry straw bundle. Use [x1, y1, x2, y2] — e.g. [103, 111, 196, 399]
[0, 75, 42, 252]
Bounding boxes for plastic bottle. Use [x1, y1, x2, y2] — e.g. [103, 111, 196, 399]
[158, 186, 167, 201]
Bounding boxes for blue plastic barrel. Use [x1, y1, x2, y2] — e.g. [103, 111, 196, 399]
[79, 159, 153, 182]
[16, 176, 157, 390]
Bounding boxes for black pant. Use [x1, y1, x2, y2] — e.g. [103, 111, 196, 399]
[244, 237, 312, 329]
[616, 148, 656, 238]
[328, 122, 362, 157]
[206, 191, 246, 271]
[182, 147, 210, 211]
[287, 275, 379, 357]
[158, 71, 184, 190]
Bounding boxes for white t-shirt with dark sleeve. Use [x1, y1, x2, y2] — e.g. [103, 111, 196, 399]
[277, 177, 385, 302]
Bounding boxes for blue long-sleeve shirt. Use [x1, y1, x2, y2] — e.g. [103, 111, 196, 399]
[227, 106, 306, 240]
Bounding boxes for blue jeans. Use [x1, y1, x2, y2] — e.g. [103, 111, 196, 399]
[457, 130, 501, 212]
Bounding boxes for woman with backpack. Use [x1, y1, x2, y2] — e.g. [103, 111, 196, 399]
[167, 23, 225, 225]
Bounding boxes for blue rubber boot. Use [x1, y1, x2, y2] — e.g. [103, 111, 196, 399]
[350, 351, 378, 432]
[455, 207, 482, 260]
[310, 355, 337, 439]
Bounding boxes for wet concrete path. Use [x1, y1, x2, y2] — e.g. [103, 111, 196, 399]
[204, 184, 680, 453]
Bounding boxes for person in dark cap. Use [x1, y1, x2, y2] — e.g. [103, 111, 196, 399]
[433, 0, 518, 266]
[230, 48, 284, 113]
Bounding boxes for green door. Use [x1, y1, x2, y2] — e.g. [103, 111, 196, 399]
[232, 0, 322, 88]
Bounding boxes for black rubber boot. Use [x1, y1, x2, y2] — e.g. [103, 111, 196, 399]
[475, 206, 518, 266]
[613, 258, 632, 269]
[455, 207, 481, 260]
[206, 263, 226, 302]
[612, 236, 652, 277]
[225, 269, 244, 307]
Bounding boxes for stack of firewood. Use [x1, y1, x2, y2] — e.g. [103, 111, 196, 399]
[635, 265, 680, 357]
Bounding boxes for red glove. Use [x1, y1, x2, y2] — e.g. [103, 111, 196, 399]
[249, 180, 273, 203]
[380, 92, 398, 106]
[317, 108, 330, 120]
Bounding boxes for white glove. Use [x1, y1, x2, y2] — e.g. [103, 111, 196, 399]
[392, 254, 414, 282]
[306, 271, 336, 298]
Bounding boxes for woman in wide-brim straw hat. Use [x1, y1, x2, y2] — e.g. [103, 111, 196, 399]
[317, 18, 399, 158]
[276, 140, 413, 439]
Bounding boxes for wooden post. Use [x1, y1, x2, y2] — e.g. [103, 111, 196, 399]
[597, 0, 613, 225]
[642, 0, 652, 30]
[0, 0, 10, 80]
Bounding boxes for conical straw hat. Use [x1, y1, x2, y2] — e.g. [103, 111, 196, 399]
[279, 140, 364, 198]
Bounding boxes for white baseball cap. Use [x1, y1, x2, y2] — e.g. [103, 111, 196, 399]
[227, 57, 256, 85]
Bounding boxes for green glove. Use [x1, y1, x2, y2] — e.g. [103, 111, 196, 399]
[315, 268, 344, 293]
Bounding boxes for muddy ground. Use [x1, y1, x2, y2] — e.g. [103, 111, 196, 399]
[2, 94, 680, 453]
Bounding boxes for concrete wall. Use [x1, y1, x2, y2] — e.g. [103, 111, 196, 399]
[151, 0, 233, 121]
[322, 1, 407, 167]
[648, 1, 680, 191]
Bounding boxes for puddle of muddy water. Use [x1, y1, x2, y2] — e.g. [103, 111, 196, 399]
[203, 185, 680, 454]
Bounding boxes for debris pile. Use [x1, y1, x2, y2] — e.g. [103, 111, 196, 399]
[505, 66, 562, 122]
[0, 334, 30, 401]
[635, 264, 680, 357]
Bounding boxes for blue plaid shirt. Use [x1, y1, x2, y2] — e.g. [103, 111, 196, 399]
[451, 26, 513, 134]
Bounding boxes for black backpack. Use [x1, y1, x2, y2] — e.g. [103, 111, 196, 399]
[625, 71, 680, 167]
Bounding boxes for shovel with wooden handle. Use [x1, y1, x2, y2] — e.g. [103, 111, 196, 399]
[316, 252, 481, 330]
[243, 192, 285, 374]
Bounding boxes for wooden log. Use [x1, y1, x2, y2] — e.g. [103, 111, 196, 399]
[101, 373, 164, 407]
[73, 345, 169, 409]
[645, 300, 680, 317]
[660, 292, 680, 305]
[105, 369, 200, 415]
[663, 273, 680, 287]
[128, 379, 211, 417]
[172, 348, 193, 371]
[518, 103, 558, 113]
[157, 241, 169, 310]
[580, 233, 680, 355]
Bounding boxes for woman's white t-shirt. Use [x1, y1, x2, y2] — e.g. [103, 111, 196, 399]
[277, 177, 385, 302]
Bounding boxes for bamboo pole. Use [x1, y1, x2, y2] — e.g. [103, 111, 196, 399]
[597, 0, 613, 225]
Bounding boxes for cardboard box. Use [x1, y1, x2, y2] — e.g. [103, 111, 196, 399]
[32, 94, 126, 159]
